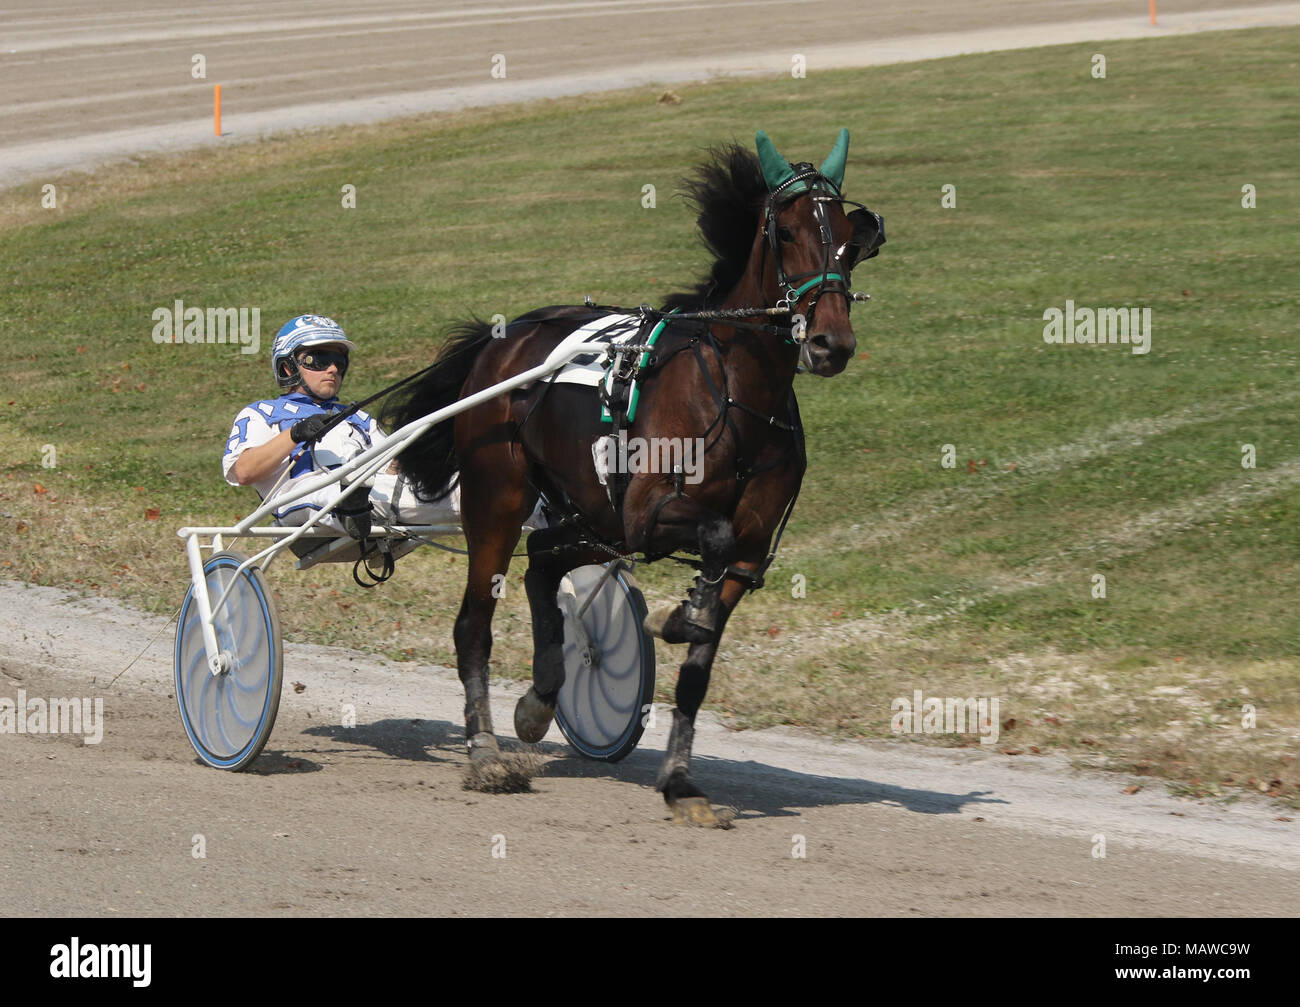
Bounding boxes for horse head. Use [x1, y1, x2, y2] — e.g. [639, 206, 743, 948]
[755, 128, 885, 376]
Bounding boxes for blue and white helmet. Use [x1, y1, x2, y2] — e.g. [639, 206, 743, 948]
[271, 314, 358, 389]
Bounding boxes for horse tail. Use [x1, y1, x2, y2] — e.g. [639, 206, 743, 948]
[381, 318, 496, 501]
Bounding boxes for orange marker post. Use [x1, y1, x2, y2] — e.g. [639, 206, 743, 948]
[1150, 0, 1157, 26]
[214, 84, 222, 136]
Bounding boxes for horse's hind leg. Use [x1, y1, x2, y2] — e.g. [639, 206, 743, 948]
[454, 537, 511, 764]
[454, 470, 532, 766]
[514, 526, 606, 743]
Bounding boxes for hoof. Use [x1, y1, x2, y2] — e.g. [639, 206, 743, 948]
[513, 686, 556, 744]
[462, 751, 542, 794]
[462, 735, 543, 794]
[669, 796, 724, 828]
[467, 731, 500, 765]
[643, 602, 675, 640]
[644, 602, 714, 645]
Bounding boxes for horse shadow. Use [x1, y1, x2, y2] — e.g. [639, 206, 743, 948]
[242, 751, 326, 775]
[300, 717, 1005, 820]
[298, 717, 461, 766]
[545, 743, 1005, 820]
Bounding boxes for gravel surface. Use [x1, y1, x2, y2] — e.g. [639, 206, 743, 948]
[2, 580, 1297, 916]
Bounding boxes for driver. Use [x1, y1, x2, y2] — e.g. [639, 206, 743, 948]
[222, 314, 459, 537]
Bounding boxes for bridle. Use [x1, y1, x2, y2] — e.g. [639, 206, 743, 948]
[761, 163, 883, 341]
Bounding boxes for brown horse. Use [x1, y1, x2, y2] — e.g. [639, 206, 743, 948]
[385, 129, 885, 824]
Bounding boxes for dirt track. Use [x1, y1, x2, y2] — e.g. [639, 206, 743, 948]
[2, 581, 1297, 916]
[3, 1, 1297, 186]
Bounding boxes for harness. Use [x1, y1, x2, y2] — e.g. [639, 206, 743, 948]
[643, 324, 807, 592]
[307, 168, 883, 594]
[763, 164, 884, 333]
[518, 170, 883, 590]
[521, 305, 805, 589]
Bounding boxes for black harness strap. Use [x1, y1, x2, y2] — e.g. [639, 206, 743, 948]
[353, 540, 396, 588]
[642, 482, 685, 561]
[727, 397, 795, 431]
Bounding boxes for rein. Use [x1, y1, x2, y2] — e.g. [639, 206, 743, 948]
[297, 358, 442, 443]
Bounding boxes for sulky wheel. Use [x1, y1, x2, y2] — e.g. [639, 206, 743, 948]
[555, 563, 656, 762]
[175, 550, 283, 770]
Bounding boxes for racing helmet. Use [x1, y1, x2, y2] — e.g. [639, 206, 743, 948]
[271, 314, 358, 390]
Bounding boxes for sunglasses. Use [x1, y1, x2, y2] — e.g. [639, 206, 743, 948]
[297, 349, 349, 374]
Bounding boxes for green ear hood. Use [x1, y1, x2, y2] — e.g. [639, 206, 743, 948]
[818, 128, 849, 188]
[755, 128, 850, 192]
[756, 129, 796, 191]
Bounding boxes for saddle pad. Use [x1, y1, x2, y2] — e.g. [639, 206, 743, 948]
[547, 313, 646, 388]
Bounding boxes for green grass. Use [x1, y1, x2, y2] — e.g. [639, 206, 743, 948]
[3, 28, 1298, 803]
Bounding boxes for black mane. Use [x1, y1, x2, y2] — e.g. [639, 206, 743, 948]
[661, 144, 767, 311]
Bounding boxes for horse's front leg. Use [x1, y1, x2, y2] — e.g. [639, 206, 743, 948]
[644, 511, 736, 644]
[657, 560, 757, 827]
